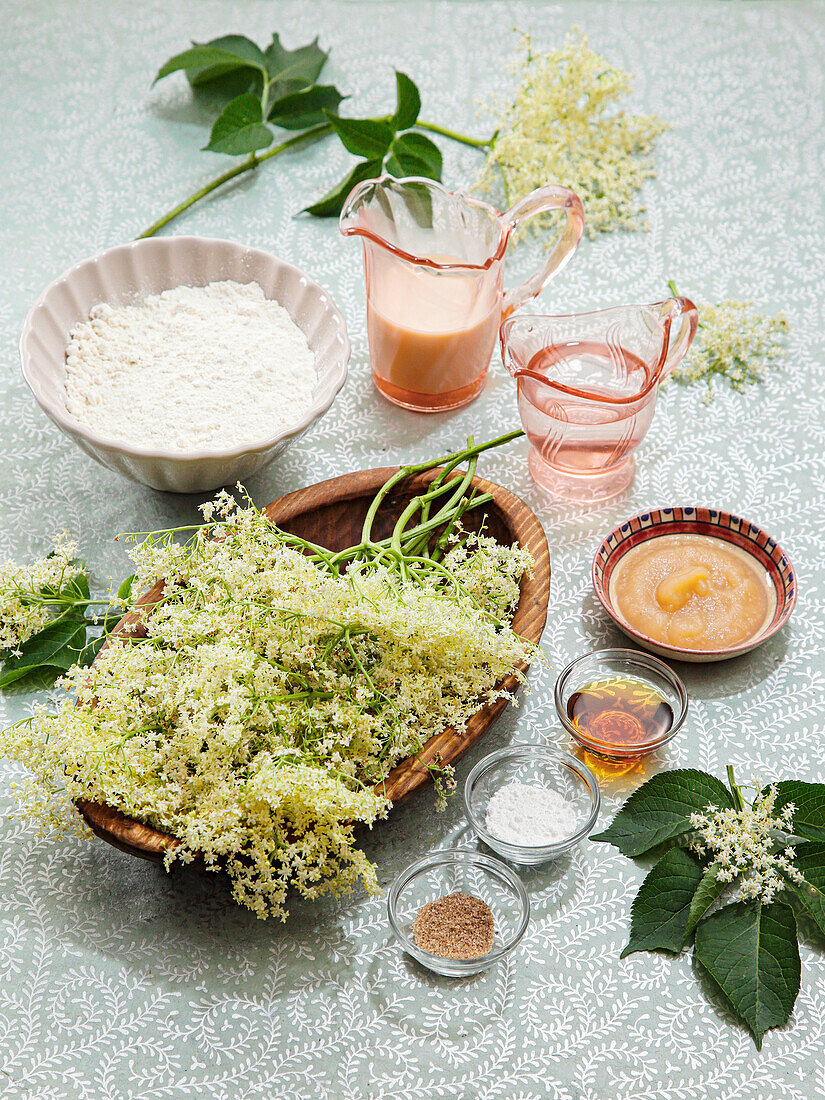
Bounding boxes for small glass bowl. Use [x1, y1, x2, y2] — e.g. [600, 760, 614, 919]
[554, 648, 688, 759]
[387, 849, 530, 977]
[463, 744, 600, 865]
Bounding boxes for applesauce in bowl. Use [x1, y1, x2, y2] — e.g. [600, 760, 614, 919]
[609, 533, 774, 651]
[592, 508, 797, 663]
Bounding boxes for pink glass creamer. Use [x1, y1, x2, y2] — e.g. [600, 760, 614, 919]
[339, 176, 585, 412]
[501, 298, 698, 503]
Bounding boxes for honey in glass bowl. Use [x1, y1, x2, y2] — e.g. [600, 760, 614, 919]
[554, 649, 688, 761]
[566, 677, 674, 755]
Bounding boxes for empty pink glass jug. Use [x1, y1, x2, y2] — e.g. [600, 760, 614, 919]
[339, 176, 585, 412]
[501, 297, 698, 503]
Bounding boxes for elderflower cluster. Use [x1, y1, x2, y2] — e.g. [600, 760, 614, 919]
[443, 531, 532, 616]
[428, 759, 457, 813]
[0, 496, 533, 920]
[671, 299, 788, 400]
[690, 785, 803, 905]
[0, 532, 79, 652]
[478, 30, 667, 238]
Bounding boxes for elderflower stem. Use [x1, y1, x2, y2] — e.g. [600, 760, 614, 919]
[136, 122, 334, 239]
[360, 429, 524, 546]
[138, 116, 493, 239]
[416, 120, 495, 149]
[727, 765, 746, 811]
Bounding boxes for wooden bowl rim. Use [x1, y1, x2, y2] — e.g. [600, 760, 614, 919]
[77, 467, 550, 860]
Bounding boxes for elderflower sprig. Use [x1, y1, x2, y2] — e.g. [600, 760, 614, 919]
[689, 779, 803, 905]
[595, 765, 825, 1048]
[0, 533, 81, 652]
[668, 282, 788, 400]
[478, 29, 668, 237]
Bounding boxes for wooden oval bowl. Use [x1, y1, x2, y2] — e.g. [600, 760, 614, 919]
[77, 466, 550, 861]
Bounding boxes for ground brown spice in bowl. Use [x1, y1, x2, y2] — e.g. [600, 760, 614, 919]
[412, 892, 495, 959]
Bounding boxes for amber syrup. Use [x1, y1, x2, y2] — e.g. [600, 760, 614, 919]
[566, 677, 673, 758]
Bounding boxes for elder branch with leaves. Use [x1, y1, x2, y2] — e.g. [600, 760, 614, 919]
[593, 767, 825, 1049]
[141, 32, 491, 237]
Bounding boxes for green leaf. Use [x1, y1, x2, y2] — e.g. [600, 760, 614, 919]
[189, 68, 261, 105]
[694, 901, 800, 1049]
[117, 574, 135, 602]
[264, 34, 327, 87]
[155, 36, 268, 84]
[268, 85, 345, 130]
[386, 131, 442, 180]
[785, 841, 825, 937]
[685, 861, 729, 939]
[303, 158, 384, 218]
[0, 617, 89, 687]
[772, 781, 825, 842]
[621, 847, 705, 957]
[70, 572, 90, 600]
[591, 769, 735, 857]
[325, 113, 394, 160]
[392, 71, 421, 130]
[204, 94, 274, 155]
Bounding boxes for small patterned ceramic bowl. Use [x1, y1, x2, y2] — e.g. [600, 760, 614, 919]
[387, 849, 530, 977]
[592, 507, 797, 662]
[19, 236, 350, 493]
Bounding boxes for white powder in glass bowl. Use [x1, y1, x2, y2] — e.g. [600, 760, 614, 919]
[64, 280, 317, 452]
[484, 781, 578, 846]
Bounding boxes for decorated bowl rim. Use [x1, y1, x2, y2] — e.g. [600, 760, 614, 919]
[591, 507, 797, 659]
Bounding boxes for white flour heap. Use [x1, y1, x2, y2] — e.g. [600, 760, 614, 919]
[64, 280, 317, 451]
[485, 781, 578, 846]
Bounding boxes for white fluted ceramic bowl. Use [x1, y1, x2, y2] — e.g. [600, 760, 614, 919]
[19, 236, 350, 493]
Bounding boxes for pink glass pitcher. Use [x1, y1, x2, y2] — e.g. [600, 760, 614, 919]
[501, 297, 698, 503]
[339, 176, 585, 412]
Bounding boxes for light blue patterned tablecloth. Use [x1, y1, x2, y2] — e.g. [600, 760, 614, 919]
[2, 2, 824, 1097]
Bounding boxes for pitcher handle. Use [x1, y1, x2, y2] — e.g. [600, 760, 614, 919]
[651, 296, 699, 378]
[500, 185, 585, 318]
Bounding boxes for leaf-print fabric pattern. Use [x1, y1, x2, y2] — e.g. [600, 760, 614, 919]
[2, 2, 825, 1097]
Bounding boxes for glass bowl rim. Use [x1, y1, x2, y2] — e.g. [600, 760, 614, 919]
[553, 646, 689, 753]
[386, 847, 530, 966]
[462, 743, 601, 856]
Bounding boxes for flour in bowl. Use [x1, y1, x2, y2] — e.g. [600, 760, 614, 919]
[64, 280, 317, 451]
[484, 781, 578, 846]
